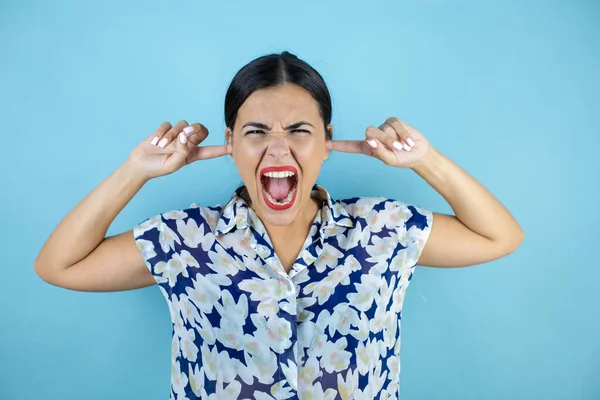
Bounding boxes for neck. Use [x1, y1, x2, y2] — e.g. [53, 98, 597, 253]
[263, 196, 321, 241]
[239, 186, 323, 240]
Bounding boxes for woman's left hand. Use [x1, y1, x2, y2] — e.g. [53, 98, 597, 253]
[329, 117, 432, 168]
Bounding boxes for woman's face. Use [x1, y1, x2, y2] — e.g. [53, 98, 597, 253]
[226, 83, 332, 227]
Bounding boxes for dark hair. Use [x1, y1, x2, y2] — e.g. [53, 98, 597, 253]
[224, 51, 332, 140]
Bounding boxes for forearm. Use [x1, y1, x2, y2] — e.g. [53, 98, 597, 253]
[411, 147, 523, 248]
[35, 162, 147, 274]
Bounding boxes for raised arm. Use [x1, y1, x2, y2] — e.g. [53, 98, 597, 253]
[329, 117, 524, 268]
[34, 120, 230, 292]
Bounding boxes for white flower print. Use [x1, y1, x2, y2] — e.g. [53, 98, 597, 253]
[185, 273, 221, 314]
[132, 186, 433, 399]
[188, 363, 203, 397]
[327, 303, 359, 337]
[336, 220, 370, 251]
[238, 277, 282, 302]
[391, 280, 407, 313]
[347, 273, 382, 312]
[199, 206, 220, 230]
[134, 214, 161, 235]
[178, 250, 200, 271]
[248, 313, 292, 354]
[304, 255, 362, 305]
[345, 197, 381, 219]
[162, 252, 188, 288]
[175, 293, 201, 327]
[160, 222, 182, 254]
[153, 261, 169, 285]
[371, 276, 395, 334]
[298, 380, 337, 400]
[383, 201, 410, 230]
[356, 338, 378, 376]
[318, 337, 352, 373]
[171, 360, 189, 397]
[206, 245, 243, 276]
[386, 355, 400, 382]
[204, 380, 242, 400]
[364, 208, 387, 234]
[179, 327, 199, 362]
[366, 359, 388, 398]
[135, 239, 156, 262]
[163, 210, 188, 220]
[243, 349, 278, 385]
[349, 310, 370, 342]
[337, 367, 359, 400]
[214, 290, 248, 351]
[297, 296, 316, 324]
[177, 217, 215, 251]
[281, 359, 298, 391]
[298, 355, 320, 387]
[200, 342, 241, 383]
[365, 234, 398, 266]
[193, 312, 216, 345]
[171, 332, 181, 361]
[313, 244, 344, 273]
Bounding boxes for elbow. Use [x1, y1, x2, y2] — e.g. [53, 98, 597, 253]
[33, 258, 50, 283]
[33, 256, 58, 284]
[501, 228, 525, 255]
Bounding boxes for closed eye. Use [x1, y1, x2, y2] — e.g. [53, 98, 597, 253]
[245, 129, 310, 135]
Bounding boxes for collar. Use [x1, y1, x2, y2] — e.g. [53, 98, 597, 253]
[213, 184, 353, 237]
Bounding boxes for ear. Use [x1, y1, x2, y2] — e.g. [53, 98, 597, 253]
[324, 124, 333, 161]
[225, 127, 234, 158]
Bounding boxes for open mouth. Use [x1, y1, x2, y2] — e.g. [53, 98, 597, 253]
[259, 166, 299, 211]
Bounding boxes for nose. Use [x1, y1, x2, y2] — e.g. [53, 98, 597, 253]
[266, 132, 291, 159]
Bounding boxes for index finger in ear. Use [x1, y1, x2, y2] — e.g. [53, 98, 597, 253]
[329, 140, 370, 155]
[187, 144, 231, 163]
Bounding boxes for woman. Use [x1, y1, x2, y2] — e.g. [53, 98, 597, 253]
[34, 52, 524, 399]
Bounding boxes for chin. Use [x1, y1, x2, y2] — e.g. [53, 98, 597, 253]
[253, 184, 304, 227]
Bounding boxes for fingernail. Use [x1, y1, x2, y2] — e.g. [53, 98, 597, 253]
[151, 137, 159, 146]
[158, 138, 168, 148]
[393, 141, 404, 151]
[367, 140, 377, 148]
[183, 126, 194, 135]
[403, 144, 412, 151]
[407, 137, 415, 147]
[179, 132, 187, 144]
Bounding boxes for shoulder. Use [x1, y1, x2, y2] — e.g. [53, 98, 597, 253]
[134, 202, 224, 239]
[334, 195, 433, 232]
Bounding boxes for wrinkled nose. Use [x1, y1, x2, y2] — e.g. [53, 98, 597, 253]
[266, 134, 291, 160]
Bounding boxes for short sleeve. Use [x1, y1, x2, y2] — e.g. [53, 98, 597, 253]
[133, 213, 172, 295]
[393, 201, 434, 268]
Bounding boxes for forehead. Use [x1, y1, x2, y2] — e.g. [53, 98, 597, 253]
[236, 83, 321, 124]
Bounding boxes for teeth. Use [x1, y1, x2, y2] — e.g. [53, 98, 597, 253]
[263, 170, 296, 178]
[264, 186, 296, 206]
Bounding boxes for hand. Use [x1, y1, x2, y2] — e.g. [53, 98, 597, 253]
[328, 117, 432, 168]
[125, 120, 231, 180]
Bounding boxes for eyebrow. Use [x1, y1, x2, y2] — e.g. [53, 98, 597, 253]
[241, 121, 315, 130]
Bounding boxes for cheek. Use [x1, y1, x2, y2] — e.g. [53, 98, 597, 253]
[292, 139, 325, 165]
[233, 142, 263, 179]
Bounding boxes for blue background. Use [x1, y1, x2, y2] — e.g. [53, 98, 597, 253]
[1, 0, 598, 399]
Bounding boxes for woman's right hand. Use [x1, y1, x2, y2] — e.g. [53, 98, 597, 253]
[125, 120, 231, 181]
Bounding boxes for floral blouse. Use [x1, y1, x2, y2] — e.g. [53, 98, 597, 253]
[133, 185, 433, 400]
